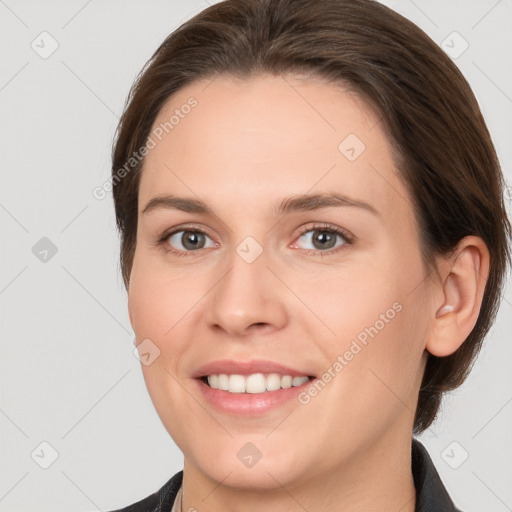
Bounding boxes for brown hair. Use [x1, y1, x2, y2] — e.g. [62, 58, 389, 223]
[111, 0, 511, 434]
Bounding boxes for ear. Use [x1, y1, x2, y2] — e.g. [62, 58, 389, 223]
[425, 236, 490, 357]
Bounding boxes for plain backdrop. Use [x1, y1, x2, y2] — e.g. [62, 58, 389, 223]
[1, 1, 511, 511]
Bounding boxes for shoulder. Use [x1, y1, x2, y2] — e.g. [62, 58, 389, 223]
[108, 470, 183, 512]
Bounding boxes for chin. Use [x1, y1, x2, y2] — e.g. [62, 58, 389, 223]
[202, 455, 305, 491]
[184, 435, 310, 490]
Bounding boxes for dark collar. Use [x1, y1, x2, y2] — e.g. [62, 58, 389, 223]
[412, 438, 462, 511]
[111, 438, 462, 511]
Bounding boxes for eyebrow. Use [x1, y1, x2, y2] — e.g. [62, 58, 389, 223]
[141, 192, 380, 218]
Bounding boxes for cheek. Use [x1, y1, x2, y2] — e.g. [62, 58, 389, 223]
[311, 300, 425, 443]
[302, 259, 401, 340]
[302, 247, 427, 396]
[128, 257, 208, 407]
[128, 255, 203, 341]
[128, 263, 205, 439]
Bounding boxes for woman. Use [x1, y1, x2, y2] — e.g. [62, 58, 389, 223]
[109, 0, 511, 510]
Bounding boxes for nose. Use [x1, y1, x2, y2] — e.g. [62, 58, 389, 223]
[203, 244, 288, 338]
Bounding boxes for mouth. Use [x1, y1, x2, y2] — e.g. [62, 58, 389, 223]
[199, 373, 315, 394]
[192, 359, 318, 414]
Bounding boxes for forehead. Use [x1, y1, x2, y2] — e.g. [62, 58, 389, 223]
[139, 74, 409, 221]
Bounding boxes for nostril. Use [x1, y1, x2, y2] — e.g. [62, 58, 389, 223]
[253, 322, 266, 327]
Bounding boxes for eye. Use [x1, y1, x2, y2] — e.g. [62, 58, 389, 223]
[159, 227, 216, 254]
[156, 223, 353, 257]
[293, 224, 352, 255]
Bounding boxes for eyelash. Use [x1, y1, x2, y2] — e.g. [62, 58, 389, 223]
[155, 222, 354, 257]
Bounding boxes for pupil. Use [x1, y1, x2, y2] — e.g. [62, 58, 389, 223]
[183, 231, 203, 250]
[314, 231, 336, 249]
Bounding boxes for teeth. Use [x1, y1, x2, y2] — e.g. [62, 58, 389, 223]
[281, 375, 292, 389]
[206, 373, 310, 393]
[246, 373, 266, 393]
[229, 374, 245, 393]
[292, 376, 308, 386]
[208, 374, 219, 389]
[266, 373, 281, 391]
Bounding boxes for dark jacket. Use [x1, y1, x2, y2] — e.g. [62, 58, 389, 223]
[111, 438, 462, 511]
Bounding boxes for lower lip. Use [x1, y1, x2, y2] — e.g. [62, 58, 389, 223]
[195, 378, 316, 416]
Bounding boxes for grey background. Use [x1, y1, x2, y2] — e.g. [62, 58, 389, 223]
[1, 1, 511, 511]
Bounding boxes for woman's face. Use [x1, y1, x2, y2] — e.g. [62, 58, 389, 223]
[128, 74, 432, 490]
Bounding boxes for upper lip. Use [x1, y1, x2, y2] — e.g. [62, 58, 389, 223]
[192, 359, 315, 378]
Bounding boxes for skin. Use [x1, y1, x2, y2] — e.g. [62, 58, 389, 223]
[127, 74, 489, 512]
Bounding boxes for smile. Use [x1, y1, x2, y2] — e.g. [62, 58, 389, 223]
[204, 373, 312, 393]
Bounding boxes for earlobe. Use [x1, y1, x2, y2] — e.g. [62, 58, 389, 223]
[425, 236, 490, 357]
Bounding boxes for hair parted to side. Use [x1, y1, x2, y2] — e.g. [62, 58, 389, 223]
[111, 0, 511, 434]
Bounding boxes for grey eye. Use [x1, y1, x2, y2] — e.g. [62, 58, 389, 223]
[296, 229, 346, 251]
[168, 231, 215, 251]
